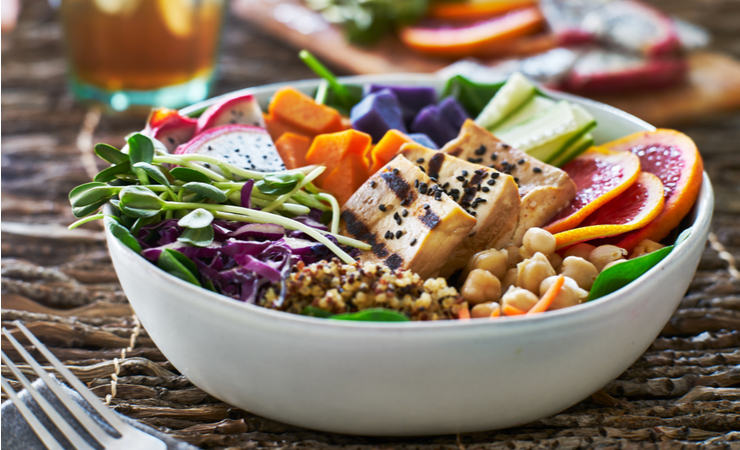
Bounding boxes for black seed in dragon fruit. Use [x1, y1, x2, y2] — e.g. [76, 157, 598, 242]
[144, 108, 198, 153]
[175, 124, 285, 173]
[195, 93, 266, 135]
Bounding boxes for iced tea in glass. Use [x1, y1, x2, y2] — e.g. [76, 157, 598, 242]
[60, 0, 225, 110]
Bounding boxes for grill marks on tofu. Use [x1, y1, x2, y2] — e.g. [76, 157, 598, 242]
[401, 144, 520, 276]
[443, 120, 576, 245]
[340, 156, 476, 278]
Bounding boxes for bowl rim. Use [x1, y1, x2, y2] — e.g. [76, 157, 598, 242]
[108, 74, 715, 330]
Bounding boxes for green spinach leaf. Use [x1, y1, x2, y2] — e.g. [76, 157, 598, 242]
[331, 308, 410, 322]
[158, 248, 201, 287]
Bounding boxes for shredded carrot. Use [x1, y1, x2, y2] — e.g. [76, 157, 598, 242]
[527, 275, 564, 315]
[490, 304, 502, 318]
[458, 307, 471, 320]
[502, 304, 527, 316]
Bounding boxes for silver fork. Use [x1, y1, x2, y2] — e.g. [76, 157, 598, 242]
[1, 322, 167, 450]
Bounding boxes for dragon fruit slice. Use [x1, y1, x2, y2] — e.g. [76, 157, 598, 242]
[195, 93, 266, 135]
[558, 49, 688, 94]
[144, 108, 198, 153]
[175, 124, 285, 173]
[540, 0, 680, 57]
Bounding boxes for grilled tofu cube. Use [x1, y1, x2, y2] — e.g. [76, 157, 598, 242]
[340, 155, 476, 278]
[400, 144, 520, 276]
[443, 120, 576, 245]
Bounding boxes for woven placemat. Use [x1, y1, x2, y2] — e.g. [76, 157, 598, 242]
[2, 0, 739, 448]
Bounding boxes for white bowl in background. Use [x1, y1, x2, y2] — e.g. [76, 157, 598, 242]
[107, 75, 713, 436]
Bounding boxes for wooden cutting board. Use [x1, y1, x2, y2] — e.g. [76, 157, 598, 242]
[231, 0, 740, 127]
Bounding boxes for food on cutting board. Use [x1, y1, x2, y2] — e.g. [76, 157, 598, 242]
[69, 67, 703, 322]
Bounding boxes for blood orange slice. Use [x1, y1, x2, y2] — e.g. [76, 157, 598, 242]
[544, 147, 641, 234]
[427, 0, 538, 22]
[399, 7, 544, 58]
[554, 172, 665, 250]
[602, 129, 703, 252]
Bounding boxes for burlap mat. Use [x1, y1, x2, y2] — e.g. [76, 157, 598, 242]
[2, 0, 739, 448]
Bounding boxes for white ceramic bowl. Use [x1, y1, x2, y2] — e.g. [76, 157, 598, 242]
[106, 75, 713, 436]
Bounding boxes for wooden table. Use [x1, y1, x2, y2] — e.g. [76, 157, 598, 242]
[2, 0, 739, 448]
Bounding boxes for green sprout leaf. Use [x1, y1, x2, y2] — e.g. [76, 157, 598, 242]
[95, 143, 129, 165]
[94, 161, 132, 183]
[105, 216, 142, 253]
[133, 162, 170, 187]
[158, 248, 201, 287]
[72, 199, 109, 218]
[69, 182, 115, 208]
[330, 308, 410, 322]
[128, 133, 155, 166]
[183, 182, 228, 202]
[119, 186, 164, 218]
[177, 225, 215, 247]
[170, 167, 212, 183]
[257, 172, 305, 196]
[178, 208, 214, 229]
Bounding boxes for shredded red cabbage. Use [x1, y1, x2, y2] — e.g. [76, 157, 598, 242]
[136, 212, 356, 304]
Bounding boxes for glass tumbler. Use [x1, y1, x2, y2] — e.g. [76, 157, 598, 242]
[59, 0, 226, 110]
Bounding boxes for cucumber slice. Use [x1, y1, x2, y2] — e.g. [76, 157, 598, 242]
[491, 95, 556, 133]
[494, 101, 577, 152]
[475, 72, 536, 130]
[551, 133, 594, 167]
[544, 104, 596, 163]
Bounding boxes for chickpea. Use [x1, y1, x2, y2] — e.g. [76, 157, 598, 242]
[522, 227, 557, 256]
[630, 239, 665, 259]
[505, 244, 522, 269]
[589, 245, 627, 271]
[539, 276, 588, 310]
[560, 256, 599, 290]
[516, 252, 556, 294]
[471, 302, 501, 319]
[466, 248, 509, 280]
[563, 243, 596, 260]
[502, 286, 538, 312]
[501, 268, 518, 293]
[462, 269, 502, 305]
[548, 252, 563, 272]
[519, 245, 535, 261]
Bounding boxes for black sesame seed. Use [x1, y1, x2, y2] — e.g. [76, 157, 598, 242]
[474, 145, 486, 155]
[402, 209, 408, 217]
[394, 212, 400, 220]
[370, 180, 377, 188]
[482, 186, 490, 193]
[533, 167, 543, 173]
[429, 172, 439, 180]
[392, 168, 399, 175]
[491, 153, 498, 160]
[414, 179, 420, 188]
[456, 175, 465, 182]
[518, 159, 526, 165]
[487, 179, 496, 186]
[419, 184, 428, 194]
[395, 230, 403, 239]
[410, 238, 417, 246]
[416, 158, 425, 163]
[470, 211, 477, 216]
[442, 182, 450, 189]
[462, 170, 468, 177]
[378, 204, 387, 212]
[514, 177, 519, 183]
[384, 230, 393, 239]
[204, 163, 210, 168]
[469, 231, 477, 237]
[423, 204, 430, 209]
[491, 172, 500, 179]
[419, 166, 426, 173]
[430, 177, 438, 183]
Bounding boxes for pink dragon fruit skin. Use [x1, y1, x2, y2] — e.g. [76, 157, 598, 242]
[195, 93, 266, 135]
[175, 124, 285, 173]
[144, 108, 198, 153]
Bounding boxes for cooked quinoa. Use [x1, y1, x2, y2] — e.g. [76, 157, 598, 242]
[260, 259, 467, 320]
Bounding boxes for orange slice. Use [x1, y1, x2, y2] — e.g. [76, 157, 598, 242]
[427, 0, 538, 22]
[554, 172, 665, 250]
[601, 129, 704, 252]
[399, 7, 544, 58]
[544, 147, 641, 234]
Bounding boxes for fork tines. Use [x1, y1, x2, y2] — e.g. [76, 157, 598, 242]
[1, 321, 166, 450]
